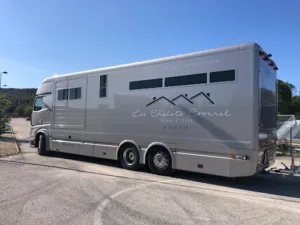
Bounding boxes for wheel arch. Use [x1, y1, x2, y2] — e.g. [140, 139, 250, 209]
[144, 142, 175, 169]
[35, 129, 50, 150]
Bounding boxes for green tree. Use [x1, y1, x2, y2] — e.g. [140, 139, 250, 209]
[0, 93, 12, 134]
[0, 88, 36, 118]
[16, 107, 25, 117]
[277, 79, 293, 114]
[23, 105, 33, 117]
[277, 79, 300, 119]
[287, 83, 297, 96]
[291, 96, 300, 119]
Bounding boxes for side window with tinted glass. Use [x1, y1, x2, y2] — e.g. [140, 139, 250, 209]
[69, 87, 81, 100]
[210, 70, 235, 83]
[58, 89, 69, 100]
[34, 97, 45, 111]
[100, 75, 107, 98]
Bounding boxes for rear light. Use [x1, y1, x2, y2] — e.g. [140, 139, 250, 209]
[259, 139, 267, 145]
[229, 154, 248, 160]
[259, 139, 276, 146]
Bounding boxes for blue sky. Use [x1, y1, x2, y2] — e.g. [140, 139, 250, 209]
[0, 0, 299, 91]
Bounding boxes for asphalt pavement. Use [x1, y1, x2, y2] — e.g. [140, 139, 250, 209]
[0, 118, 300, 225]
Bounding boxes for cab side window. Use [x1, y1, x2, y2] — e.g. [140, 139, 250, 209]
[34, 97, 45, 111]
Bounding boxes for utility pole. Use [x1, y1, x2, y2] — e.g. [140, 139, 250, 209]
[0, 71, 8, 89]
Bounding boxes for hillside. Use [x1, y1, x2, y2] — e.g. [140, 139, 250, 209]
[0, 88, 37, 117]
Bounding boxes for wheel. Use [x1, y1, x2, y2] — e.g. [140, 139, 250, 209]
[38, 134, 47, 156]
[119, 145, 140, 170]
[256, 164, 264, 173]
[148, 148, 173, 175]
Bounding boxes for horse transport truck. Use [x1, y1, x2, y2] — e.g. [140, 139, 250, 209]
[30, 43, 278, 177]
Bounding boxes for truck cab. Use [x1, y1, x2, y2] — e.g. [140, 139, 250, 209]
[30, 79, 53, 149]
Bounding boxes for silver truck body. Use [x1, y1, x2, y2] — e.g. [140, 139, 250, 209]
[30, 43, 277, 177]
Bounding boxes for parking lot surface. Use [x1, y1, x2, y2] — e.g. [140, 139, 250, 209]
[0, 118, 300, 225]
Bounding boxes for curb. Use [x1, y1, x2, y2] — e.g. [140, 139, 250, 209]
[10, 125, 21, 154]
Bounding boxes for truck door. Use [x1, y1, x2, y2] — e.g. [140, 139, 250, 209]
[32, 94, 52, 126]
[66, 77, 86, 130]
[53, 79, 68, 133]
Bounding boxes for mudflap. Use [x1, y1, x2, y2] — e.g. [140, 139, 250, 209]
[257, 145, 277, 172]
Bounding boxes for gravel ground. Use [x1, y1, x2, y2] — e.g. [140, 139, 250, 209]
[0, 130, 19, 157]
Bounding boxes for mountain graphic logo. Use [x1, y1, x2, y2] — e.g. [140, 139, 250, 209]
[146, 92, 214, 107]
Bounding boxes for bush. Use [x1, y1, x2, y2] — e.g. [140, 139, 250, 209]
[0, 116, 9, 134]
[0, 121, 6, 135]
[0, 94, 11, 135]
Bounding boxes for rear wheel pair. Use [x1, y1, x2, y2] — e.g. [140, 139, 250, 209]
[119, 145, 172, 175]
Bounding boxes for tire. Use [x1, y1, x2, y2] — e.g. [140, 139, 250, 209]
[148, 147, 173, 175]
[38, 134, 47, 156]
[119, 145, 140, 170]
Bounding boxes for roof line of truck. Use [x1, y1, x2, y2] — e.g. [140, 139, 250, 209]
[42, 43, 260, 83]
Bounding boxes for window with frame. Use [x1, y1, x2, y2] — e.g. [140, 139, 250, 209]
[210, 70, 235, 83]
[100, 75, 107, 98]
[33, 96, 45, 111]
[58, 89, 69, 100]
[165, 73, 207, 87]
[69, 87, 82, 100]
[129, 78, 163, 90]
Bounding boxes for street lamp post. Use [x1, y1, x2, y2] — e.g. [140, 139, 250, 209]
[0, 71, 8, 89]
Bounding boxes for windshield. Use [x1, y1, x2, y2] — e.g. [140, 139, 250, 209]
[33, 95, 52, 111]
